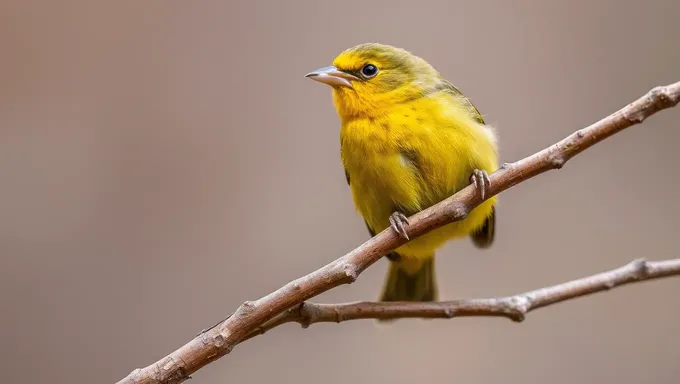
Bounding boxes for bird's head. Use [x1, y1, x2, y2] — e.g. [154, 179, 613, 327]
[305, 43, 440, 119]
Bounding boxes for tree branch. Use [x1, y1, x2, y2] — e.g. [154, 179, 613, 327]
[117, 81, 680, 384]
[241, 258, 680, 337]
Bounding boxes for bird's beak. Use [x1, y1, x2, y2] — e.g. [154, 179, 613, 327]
[305, 66, 357, 88]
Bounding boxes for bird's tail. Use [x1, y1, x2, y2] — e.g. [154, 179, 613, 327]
[379, 257, 437, 308]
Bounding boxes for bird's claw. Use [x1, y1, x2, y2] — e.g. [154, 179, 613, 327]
[470, 169, 491, 200]
[389, 211, 410, 240]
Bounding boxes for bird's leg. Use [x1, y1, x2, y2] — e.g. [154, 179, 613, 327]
[389, 211, 410, 240]
[470, 169, 491, 200]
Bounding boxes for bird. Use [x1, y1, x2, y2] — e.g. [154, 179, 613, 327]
[305, 43, 498, 306]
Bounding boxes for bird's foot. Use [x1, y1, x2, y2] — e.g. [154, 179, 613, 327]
[389, 211, 410, 240]
[470, 169, 491, 200]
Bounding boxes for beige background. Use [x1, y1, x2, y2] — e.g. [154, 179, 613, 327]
[2, 1, 679, 383]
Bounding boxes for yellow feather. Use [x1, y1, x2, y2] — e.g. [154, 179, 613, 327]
[308, 43, 498, 302]
[341, 97, 497, 256]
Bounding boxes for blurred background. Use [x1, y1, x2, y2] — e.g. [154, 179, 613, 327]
[2, 1, 679, 383]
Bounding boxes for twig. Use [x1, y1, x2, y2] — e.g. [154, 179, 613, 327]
[116, 81, 680, 384]
[241, 258, 680, 338]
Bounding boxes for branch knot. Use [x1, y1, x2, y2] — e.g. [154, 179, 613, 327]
[649, 86, 677, 109]
[630, 258, 650, 279]
[341, 262, 358, 283]
[446, 203, 469, 221]
[502, 295, 532, 322]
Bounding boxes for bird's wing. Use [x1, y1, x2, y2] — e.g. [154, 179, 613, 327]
[437, 78, 485, 125]
[437, 78, 496, 248]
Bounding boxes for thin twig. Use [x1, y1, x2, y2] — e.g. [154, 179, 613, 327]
[241, 258, 680, 338]
[116, 81, 680, 384]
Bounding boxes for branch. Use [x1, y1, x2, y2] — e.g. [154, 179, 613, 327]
[117, 81, 680, 384]
[242, 258, 680, 336]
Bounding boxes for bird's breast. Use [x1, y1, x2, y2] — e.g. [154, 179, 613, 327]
[340, 116, 426, 230]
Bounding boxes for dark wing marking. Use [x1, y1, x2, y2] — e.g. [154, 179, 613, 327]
[470, 206, 495, 248]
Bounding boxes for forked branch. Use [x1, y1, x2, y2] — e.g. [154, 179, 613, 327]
[242, 258, 680, 337]
[117, 81, 680, 384]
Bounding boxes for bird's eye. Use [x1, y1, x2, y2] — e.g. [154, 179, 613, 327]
[360, 64, 379, 78]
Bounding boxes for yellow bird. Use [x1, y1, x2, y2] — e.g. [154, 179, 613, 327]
[306, 43, 498, 304]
